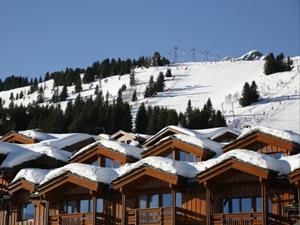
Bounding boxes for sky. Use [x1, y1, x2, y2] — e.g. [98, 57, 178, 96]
[0, 0, 299, 79]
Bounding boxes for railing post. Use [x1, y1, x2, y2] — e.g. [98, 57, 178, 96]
[260, 179, 268, 225]
[160, 207, 163, 225]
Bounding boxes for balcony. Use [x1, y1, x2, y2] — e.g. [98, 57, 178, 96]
[212, 212, 263, 225]
[49, 212, 111, 225]
[127, 207, 204, 225]
[17, 220, 34, 225]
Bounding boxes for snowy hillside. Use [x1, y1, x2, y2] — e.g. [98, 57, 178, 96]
[1, 51, 299, 133]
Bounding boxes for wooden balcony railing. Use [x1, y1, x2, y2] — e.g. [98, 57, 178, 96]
[212, 212, 263, 225]
[49, 212, 110, 225]
[17, 219, 34, 225]
[127, 207, 173, 225]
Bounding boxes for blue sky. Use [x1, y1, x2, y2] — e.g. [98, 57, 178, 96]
[0, 0, 299, 79]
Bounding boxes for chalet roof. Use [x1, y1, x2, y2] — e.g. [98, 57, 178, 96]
[194, 127, 240, 140]
[142, 134, 223, 157]
[237, 126, 300, 145]
[11, 168, 50, 185]
[18, 130, 57, 141]
[40, 163, 118, 186]
[70, 139, 143, 160]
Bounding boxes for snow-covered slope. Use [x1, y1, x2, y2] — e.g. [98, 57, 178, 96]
[1, 52, 299, 132]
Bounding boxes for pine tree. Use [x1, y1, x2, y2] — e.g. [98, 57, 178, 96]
[250, 81, 260, 103]
[144, 76, 155, 97]
[37, 86, 45, 103]
[212, 110, 227, 127]
[185, 100, 192, 127]
[155, 72, 165, 92]
[239, 82, 251, 107]
[165, 69, 172, 78]
[132, 90, 137, 102]
[9, 92, 14, 101]
[135, 103, 148, 133]
[129, 69, 136, 86]
[60, 86, 68, 101]
[75, 79, 82, 93]
[94, 84, 99, 95]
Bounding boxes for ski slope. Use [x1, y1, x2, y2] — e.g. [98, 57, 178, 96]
[0, 52, 299, 133]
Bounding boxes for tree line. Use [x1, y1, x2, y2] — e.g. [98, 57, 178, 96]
[264, 53, 293, 75]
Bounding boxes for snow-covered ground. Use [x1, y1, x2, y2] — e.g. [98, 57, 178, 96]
[1, 51, 299, 133]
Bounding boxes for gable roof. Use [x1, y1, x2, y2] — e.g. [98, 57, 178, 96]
[223, 126, 300, 153]
[142, 134, 222, 158]
[1, 131, 36, 144]
[70, 139, 142, 161]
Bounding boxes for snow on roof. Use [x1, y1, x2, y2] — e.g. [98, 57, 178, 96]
[194, 127, 240, 139]
[194, 149, 291, 175]
[18, 130, 57, 141]
[281, 153, 300, 173]
[237, 126, 300, 145]
[0, 142, 42, 168]
[134, 133, 152, 140]
[116, 156, 200, 178]
[12, 168, 50, 184]
[40, 163, 119, 185]
[39, 133, 95, 149]
[71, 139, 142, 159]
[145, 134, 223, 156]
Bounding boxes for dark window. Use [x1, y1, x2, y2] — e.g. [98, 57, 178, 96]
[97, 198, 104, 213]
[189, 153, 197, 162]
[241, 198, 252, 212]
[165, 152, 173, 159]
[64, 201, 77, 214]
[274, 153, 284, 159]
[21, 204, 35, 220]
[91, 160, 98, 166]
[149, 194, 159, 208]
[80, 199, 92, 213]
[232, 198, 240, 213]
[162, 193, 172, 207]
[176, 192, 183, 207]
[138, 195, 147, 208]
[105, 158, 113, 168]
[113, 160, 121, 168]
[256, 197, 262, 212]
[223, 199, 229, 214]
[179, 151, 188, 161]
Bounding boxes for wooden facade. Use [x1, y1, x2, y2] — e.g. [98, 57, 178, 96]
[111, 131, 147, 146]
[223, 131, 300, 157]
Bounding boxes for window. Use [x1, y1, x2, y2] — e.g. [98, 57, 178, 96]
[232, 198, 240, 213]
[149, 194, 159, 208]
[91, 160, 98, 166]
[96, 198, 104, 213]
[105, 158, 113, 168]
[138, 195, 147, 208]
[80, 199, 92, 213]
[165, 152, 173, 159]
[188, 153, 197, 162]
[241, 198, 252, 212]
[179, 151, 188, 161]
[256, 197, 262, 212]
[176, 192, 183, 207]
[162, 193, 172, 207]
[223, 199, 229, 214]
[21, 204, 35, 221]
[64, 201, 77, 214]
[113, 160, 121, 168]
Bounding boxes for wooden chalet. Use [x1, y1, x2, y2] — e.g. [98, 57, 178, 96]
[0, 126, 299, 225]
[142, 135, 218, 161]
[197, 158, 296, 225]
[69, 140, 141, 167]
[36, 169, 121, 225]
[113, 164, 206, 225]
[111, 130, 149, 146]
[223, 128, 300, 158]
[210, 131, 239, 143]
[1, 132, 37, 144]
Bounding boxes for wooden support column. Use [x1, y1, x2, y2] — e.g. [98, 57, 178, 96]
[261, 179, 268, 225]
[204, 182, 211, 225]
[296, 182, 300, 220]
[172, 188, 176, 225]
[121, 193, 126, 225]
[92, 192, 97, 225]
[44, 200, 49, 225]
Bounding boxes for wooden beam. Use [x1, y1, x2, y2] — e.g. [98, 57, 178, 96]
[205, 182, 211, 225]
[261, 179, 268, 225]
[121, 193, 126, 225]
[172, 188, 176, 225]
[92, 193, 96, 225]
